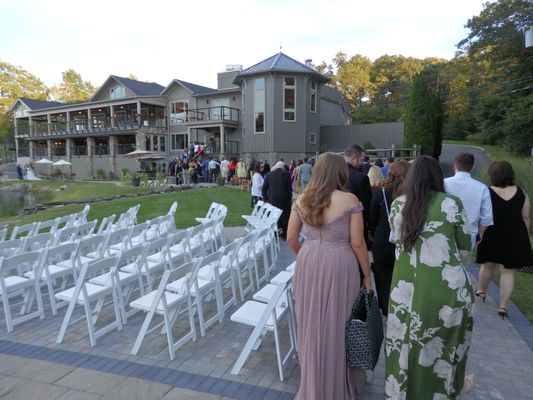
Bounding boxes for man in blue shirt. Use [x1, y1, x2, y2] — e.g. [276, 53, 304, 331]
[381, 156, 394, 178]
[444, 152, 493, 246]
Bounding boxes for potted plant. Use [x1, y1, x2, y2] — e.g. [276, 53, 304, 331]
[215, 172, 225, 187]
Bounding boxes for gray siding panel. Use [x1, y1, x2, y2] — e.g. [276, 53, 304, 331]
[320, 123, 404, 152]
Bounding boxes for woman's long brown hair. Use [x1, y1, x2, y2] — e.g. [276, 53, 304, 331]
[400, 156, 444, 251]
[299, 152, 348, 227]
[382, 159, 410, 199]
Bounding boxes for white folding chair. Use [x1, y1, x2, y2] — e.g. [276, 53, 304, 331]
[232, 231, 259, 301]
[9, 222, 37, 240]
[92, 244, 148, 324]
[22, 232, 53, 252]
[97, 214, 116, 234]
[55, 256, 123, 346]
[34, 218, 60, 235]
[168, 250, 224, 337]
[98, 227, 131, 257]
[52, 225, 80, 246]
[130, 260, 198, 360]
[56, 234, 105, 272]
[198, 240, 239, 314]
[230, 281, 296, 381]
[0, 251, 45, 332]
[194, 202, 219, 224]
[200, 220, 217, 254]
[0, 238, 25, 259]
[126, 221, 150, 248]
[167, 229, 192, 266]
[187, 223, 208, 258]
[141, 236, 171, 290]
[76, 220, 97, 238]
[27, 242, 79, 315]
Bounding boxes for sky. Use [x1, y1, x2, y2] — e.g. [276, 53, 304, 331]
[1, 0, 487, 90]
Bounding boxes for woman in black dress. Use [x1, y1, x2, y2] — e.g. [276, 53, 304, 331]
[368, 159, 410, 316]
[476, 161, 532, 319]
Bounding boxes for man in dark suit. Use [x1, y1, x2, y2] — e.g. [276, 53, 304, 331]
[344, 144, 372, 244]
[262, 161, 292, 239]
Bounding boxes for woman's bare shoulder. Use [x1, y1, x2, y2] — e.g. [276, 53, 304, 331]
[333, 190, 359, 208]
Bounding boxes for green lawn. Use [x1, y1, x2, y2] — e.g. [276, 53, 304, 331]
[0, 182, 252, 229]
[445, 140, 533, 322]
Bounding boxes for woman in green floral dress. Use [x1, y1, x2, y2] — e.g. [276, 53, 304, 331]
[385, 156, 474, 399]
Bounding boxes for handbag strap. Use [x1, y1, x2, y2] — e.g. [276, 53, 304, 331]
[382, 187, 391, 218]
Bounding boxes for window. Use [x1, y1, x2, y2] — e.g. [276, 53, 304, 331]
[153, 135, 159, 151]
[310, 81, 317, 113]
[170, 101, 189, 124]
[171, 134, 188, 150]
[309, 131, 317, 144]
[254, 78, 265, 133]
[110, 85, 125, 99]
[159, 136, 166, 152]
[283, 77, 296, 121]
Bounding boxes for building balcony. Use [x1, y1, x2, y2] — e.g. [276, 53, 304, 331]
[171, 106, 240, 128]
[15, 114, 168, 139]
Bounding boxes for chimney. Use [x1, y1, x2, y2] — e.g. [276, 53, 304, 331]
[305, 59, 312, 67]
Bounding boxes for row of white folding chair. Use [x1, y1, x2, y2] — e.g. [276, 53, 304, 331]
[0, 221, 96, 259]
[0, 251, 45, 332]
[230, 278, 296, 381]
[242, 203, 283, 253]
[5, 205, 90, 242]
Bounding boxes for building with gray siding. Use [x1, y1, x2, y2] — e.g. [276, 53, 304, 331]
[11, 53, 351, 179]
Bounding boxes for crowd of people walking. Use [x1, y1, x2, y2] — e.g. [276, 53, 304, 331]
[278, 146, 531, 399]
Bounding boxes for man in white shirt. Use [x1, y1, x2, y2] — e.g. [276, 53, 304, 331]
[220, 156, 230, 183]
[444, 152, 493, 246]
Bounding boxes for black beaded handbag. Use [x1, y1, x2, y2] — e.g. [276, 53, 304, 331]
[345, 290, 384, 370]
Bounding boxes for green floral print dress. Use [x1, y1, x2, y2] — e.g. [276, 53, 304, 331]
[385, 192, 473, 400]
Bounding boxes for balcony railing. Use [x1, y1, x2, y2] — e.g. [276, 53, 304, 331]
[16, 114, 167, 138]
[179, 106, 240, 124]
[71, 146, 88, 156]
[117, 144, 136, 155]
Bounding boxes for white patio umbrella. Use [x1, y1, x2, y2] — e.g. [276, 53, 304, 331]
[124, 149, 154, 172]
[52, 159, 73, 179]
[35, 158, 54, 177]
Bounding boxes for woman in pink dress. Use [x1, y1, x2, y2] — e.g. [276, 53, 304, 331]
[287, 152, 372, 400]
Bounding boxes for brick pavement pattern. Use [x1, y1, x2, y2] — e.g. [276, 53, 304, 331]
[0, 227, 531, 399]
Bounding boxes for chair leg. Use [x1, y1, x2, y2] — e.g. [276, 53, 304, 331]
[2, 292, 14, 333]
[272, 322, 284, 382]
[131, 308, 156, 355]
[56, 293, 79, 344]
[195, 295, 206, 337]
[83, 300, 97, 347]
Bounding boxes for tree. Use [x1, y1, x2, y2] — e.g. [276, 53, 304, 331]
[334, 54, 374, 108]
[50, 69, 95, 103]
[0, 61, 49, 139]
[453, 0, 533, 154]
[403, 74, 437, 156]
[127, 73, 139, 81]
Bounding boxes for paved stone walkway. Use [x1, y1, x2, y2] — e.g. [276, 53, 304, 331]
[0, 227, 532, 399]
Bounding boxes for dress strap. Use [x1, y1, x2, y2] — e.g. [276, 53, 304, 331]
[349, 202, 364, 214]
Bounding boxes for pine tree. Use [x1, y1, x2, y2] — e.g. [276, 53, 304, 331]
[403, 74, 436, 156]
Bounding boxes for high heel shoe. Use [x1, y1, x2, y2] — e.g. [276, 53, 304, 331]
[498, 307, 508, 319]
[461, 374, 475, 395]
[475, 291, 486, 303]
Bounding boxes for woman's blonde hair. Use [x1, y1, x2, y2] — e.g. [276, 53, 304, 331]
[299, 152, 348, 227]
[368, 165, 383, 187]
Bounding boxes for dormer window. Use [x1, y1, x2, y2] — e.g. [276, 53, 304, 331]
[110, 85, 125, 99]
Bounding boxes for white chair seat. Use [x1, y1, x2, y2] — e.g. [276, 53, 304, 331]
[166, 276, 212, 295]
[271, 271, 293, 285]
[231, 300, 287, 329]
[1, 276, 33, 291]
[89, 271, 135, 286]
[130, 290, 184, 312]
[57, 255, 93, 269]
[285, 262, 296, 272]
[24, 264, 72, 280]
[55, 283, 110, 302]
[253, 284, 278, 303]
